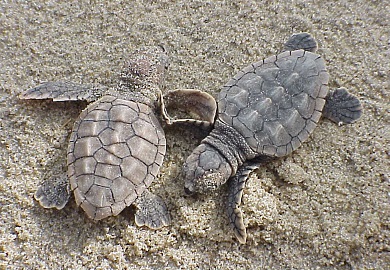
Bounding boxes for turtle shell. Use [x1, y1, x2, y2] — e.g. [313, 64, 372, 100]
[67, 95, 166, 220]
[218, 50, 329, 157]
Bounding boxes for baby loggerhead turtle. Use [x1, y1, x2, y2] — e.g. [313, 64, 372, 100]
[181, 33, 363, 243]
[19, 46, 217, 229]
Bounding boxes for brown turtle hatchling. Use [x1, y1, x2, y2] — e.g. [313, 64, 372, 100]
[181, 33, 363, 243]
[20, 46, 175, 228]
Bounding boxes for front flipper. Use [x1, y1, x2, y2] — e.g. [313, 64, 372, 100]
[227, 160, 262, 244]
[160, 89, 217, 131]
[34, 172, 70, 210]
[323, 87, 363, 125]
[134, 190, 171, 229]
[19, 81, 108, 102]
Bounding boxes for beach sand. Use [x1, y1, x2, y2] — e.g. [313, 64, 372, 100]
[0, 1, 389, 269]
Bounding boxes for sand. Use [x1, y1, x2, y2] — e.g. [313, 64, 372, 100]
[0, 0, 389, 269]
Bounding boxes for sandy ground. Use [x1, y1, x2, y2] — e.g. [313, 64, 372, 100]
[1, 0, 389, 269]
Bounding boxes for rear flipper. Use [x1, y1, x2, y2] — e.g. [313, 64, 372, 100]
[134, 190, 171, 229]
[34, 172, 70, 210]
[160, 89, 217, 131]
[19, 81, 108, 102]
[227, 160, 262, 244]
[323, 87, 363, 125]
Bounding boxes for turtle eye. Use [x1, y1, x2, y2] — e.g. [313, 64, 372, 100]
[184, 187, 193, 196]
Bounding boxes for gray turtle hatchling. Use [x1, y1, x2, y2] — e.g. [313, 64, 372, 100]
[182, 33, 363, 243]
[20, 46, 174, 228]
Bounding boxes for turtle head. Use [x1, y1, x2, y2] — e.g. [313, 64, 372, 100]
[118, 46, 169, 102]
[125, 45, 169, 86]
[183, 143, 232, 195]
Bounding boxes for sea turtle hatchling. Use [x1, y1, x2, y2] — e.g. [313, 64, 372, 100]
[19, 46, 216, 229]
[181, 33, 363, 243]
